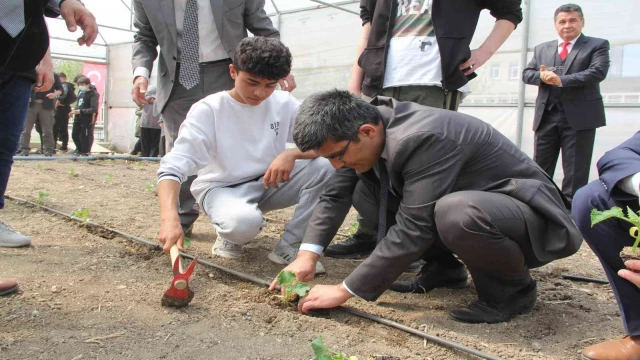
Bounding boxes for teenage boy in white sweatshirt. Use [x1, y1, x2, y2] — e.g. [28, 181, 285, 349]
[156, 37, 334, 273]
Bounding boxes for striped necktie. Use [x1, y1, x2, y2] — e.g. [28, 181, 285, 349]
[179, 0, 200, 89]
[0, 0, 25, 38]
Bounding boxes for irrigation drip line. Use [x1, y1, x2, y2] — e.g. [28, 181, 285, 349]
[13, 155, 161, 162]
[561, 274, 609, 284]
[7, 195, 503, 360]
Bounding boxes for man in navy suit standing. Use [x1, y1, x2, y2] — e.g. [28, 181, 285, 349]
[523, 3, 610, 206]
[573, 132, 640, 359]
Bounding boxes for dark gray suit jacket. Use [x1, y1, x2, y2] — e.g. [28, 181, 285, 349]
[132, 0, 279, 112]
[303, 97, 583, 301]
[522, 34, 610, 131]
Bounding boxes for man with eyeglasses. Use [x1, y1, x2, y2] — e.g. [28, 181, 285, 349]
[270, 90, 582, 324]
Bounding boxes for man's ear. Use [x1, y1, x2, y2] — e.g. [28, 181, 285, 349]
[359, 123, 378, 138]
[229, 64, 237, 80]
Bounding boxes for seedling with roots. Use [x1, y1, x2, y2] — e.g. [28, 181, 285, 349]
[36, 192, 49, 205]
[71, 209, 90, 223]
[276, 270, 311, 306]
[591, 206, 640, 254]
[68, 167, 78, 177]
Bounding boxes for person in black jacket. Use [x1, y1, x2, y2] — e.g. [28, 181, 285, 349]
[0, 0, 97, 295]
[54, 72, 76, 152]
[327, 0, 523, 269]
[573, 132, 640, 360]
[70, 76, 97, 156]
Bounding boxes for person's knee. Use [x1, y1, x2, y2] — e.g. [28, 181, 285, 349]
[306, 157, 335, 182]
[572, 180, 607, 234]
[213, 208, 264, 245]
[434, 193, 486, 248]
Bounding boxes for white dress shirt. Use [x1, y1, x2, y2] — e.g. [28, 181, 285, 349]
[557, 34, 580, 55]
[619, 173, 640, 197]
[134, 0, 229, 80]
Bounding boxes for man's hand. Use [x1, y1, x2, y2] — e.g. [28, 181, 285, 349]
[263, 151, 296, 189]
[132, 76, 149, 106]
[269, 250, 319, 296]
[540, 65, 562, 87]
[619, 260, 640, 289]
[278, 74, 297, 92]
[70, 109, 81, 116]
[60, 0, 98, 47]
[158, 219, 185, 253]
[298, 284, 353, 314]
[459, 48, 492, 75]
[35, 49, 54, 92]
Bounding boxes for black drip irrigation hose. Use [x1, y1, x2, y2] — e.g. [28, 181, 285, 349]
[7, 195, 503, 360]
[561, 274, 609, 284]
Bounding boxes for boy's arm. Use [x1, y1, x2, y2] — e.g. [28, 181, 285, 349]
[157, 179, 184, 253]
[80, 93, 98, 114]
[284, 147, 319, 160]
[262, 148, 319, 189]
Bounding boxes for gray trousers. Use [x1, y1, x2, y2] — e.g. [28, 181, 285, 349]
[353, 179, 546, 302]
[202, 158, 334, 247]
[20, 102, 55, 154]
[162, 60, 235, 226]
[358, 85, 461, 235]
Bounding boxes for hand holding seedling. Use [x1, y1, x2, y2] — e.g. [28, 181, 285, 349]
[270, 251, 319, 294]
[263, 151, 296, 189]
[619, 260, 640, 288]
[298, 284, 353, 314]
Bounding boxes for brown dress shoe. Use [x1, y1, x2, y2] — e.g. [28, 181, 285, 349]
[582, 336, 640, 360]
[0, 279, 18, 296]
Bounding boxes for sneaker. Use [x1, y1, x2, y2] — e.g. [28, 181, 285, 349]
[212, 238, 244, 258]
[15, 150, 29, 156]
[449, 280, 537, 324]
[323, 232, 377, 259]
[268, 243, 326, 274]
[389, 261, 468, 293]
[0, 221, 31, 248]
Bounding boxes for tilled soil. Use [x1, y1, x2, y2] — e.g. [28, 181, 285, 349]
[0, 160, 624, 359]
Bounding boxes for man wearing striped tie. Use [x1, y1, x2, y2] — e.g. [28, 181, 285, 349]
[523, 3, 610, 208]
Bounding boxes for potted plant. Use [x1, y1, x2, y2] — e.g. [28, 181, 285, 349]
[591, 206, 640, 269]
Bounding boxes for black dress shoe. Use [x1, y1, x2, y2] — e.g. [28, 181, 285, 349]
[449, 280, 537, 324]
[389, 262, 469, 293]
[324, 232, 377, 259]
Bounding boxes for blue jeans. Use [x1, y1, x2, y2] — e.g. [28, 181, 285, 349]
[0, 73, 33, 209]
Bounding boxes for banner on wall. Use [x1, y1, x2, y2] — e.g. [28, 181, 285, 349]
[82, 63, 107, 120]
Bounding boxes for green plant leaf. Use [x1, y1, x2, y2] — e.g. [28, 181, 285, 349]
[311, 337, 333, 360]
[277, 270, 297, 286]
[292, 281, 311, 298]
[183, 237, 192, 248]
[591, 207, 626, 227]
[627, 207, 640, 227]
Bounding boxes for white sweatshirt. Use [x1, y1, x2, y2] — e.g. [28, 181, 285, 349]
[157, 90, 299, 204]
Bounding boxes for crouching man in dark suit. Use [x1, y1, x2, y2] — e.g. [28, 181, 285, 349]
[573, 132, 640, 360]
[270, 90, 583, 324]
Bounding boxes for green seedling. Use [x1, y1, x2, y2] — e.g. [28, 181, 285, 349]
[183, 237, 192, 248]
[276, 270, 311, 306]
[105, 174, 114, 184]
[591, 206, 640, 254]
[312, 337, 358, 360]
[145, 183, 155, 192]
[36, 164, 43, 171]
[68, 167, 78, 177]
[35, 192, 49, 205]
[348, 221, 359, 235]
[136, 162, 142, 170]
[71, 208, 90, 223]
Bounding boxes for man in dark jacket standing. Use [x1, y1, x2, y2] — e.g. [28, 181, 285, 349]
[327, 0, 523, 262]
[523, 4, 609, 206]
[70, 76, 98, 156]
[54, 72, 76, 152]
[0, 0, 97, 295]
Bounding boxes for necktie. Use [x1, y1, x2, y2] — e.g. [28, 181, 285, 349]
[179, 0, 200, 90]
[377, 161, 390, 242]
[559, 41, 570, 61]
[0, 0, 25, 38]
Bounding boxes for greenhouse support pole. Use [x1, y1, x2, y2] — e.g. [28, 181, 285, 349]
[104, 45, 110, 142]
[515, 0, 531, 149]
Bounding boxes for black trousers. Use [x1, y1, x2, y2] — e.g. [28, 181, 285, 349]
[352, 179, 547, 302]
[54, 105, 70, 148]
[573, 180, 640, 336]
[140, 127, 161, 157]
[534, 108, 596, 203]
[71, 121, 92, 154]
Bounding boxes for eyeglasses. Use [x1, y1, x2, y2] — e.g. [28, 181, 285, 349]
[326, 139, 351, 161]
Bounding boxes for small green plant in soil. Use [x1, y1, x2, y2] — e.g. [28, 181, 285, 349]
[36, 164, 43, 171]
[276, 270, 311, 306]
[71, 209, 90, 223]
[348, 221, 359, 236]
[312, 337, 358, 360]
[68, 167, 78, 177]
[105, 174, 114, 184]
[183, 237, 192, 248]
[145, 183, 155, 192]
[35, 192, 49, 205]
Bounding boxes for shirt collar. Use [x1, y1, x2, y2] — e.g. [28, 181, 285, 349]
[558, 34, 581, 46]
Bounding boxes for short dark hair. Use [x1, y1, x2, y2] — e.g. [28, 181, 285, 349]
[293, 89, 382, 152]
[233, 37, 292, 81]
[73, 74, 83, 83]
[76, 76, 90, 85]
[58, 72, 67, 78]
[554, 4, 583, 20]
